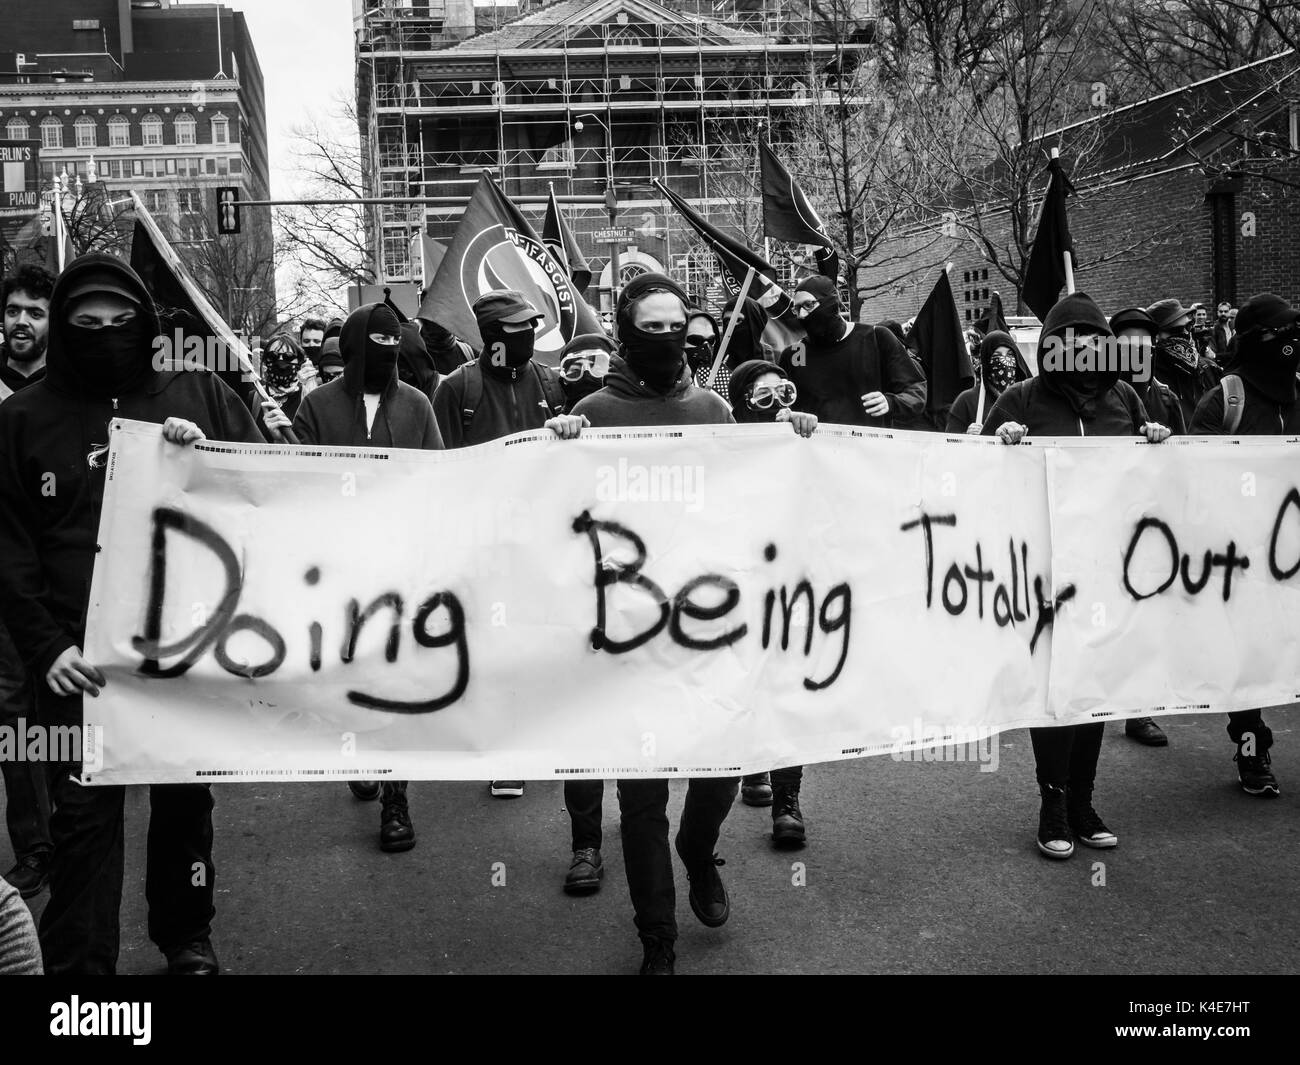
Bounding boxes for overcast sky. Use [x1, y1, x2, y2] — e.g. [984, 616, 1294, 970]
[209, 0, 358, 197]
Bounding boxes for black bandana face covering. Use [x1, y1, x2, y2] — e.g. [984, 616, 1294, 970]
[987, 350, 1017, 391]
[482, 326, 535, 370]
[801, 301, 846, 345]
[622, 323, 686, 391]
[65, 319, 150, 397]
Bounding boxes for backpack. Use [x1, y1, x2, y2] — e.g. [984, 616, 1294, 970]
[1220, 374, 1245, 434]
[460, 359, 567, 434]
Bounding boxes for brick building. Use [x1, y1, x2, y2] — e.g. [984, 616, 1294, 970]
[859, 53, 1300, 327]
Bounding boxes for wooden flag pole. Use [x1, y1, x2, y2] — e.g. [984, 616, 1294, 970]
[1050, 147, 1075, 294]
[707, 266, 756, 391]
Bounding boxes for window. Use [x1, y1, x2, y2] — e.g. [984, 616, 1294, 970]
[5, 117, 28, 140]
[143, 189, 167, 214]
[211, 114, 229, 145]
[141, 114, 163, 146]
[205, 158, 216, 174]
[40, 116, 63, 149]
[216, 156, 228, 175]
[229, 157, 242, 175]
[74, 116, 96, 148]
[175, 113, 196, 146]
[176, 188, 201, 214]
[538, 139, 575, 171]
[382, 234, 411, 280]
[108, 114, 129, 147]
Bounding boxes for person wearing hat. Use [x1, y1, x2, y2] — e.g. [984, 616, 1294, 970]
[983, 292, 1171, 861]
[0, 253, 265, 975]
[431, 291, 567, 799]
[557, 331, 616, 412]
[945, 330, 1031, 435]
[317, 336, 344, 382]
[1109, 306, 1186, 438]
[1146, 297, 1222, 425]
[1189, 292, 1300, 798]
[781, 276, 926, 428]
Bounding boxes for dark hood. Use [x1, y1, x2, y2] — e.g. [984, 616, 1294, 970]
[44, 253, 162, 396]
[601, 353, 694, 400]
[397, 321, 438, 397]
[339, 303, 399, 399]
[978, 329, 1032, 383]
[727, 359, 789, 423]
[1035, 292, 1117, 418]
[720, 296, 769, 367]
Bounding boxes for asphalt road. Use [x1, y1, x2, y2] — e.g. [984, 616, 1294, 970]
[4, 708, 1297, 975]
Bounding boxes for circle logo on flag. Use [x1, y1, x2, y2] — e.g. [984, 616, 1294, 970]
[461, 226, 577, 362]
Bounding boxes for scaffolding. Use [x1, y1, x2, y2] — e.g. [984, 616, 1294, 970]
[355, 0, 875, 290]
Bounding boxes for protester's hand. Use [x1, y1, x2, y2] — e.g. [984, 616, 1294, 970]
[162, 417, 205, 446]
[261, 402, 293, 433]
[1142, 421, 1171, 443]
[966, 422, 983, 435]
[46, 646, 106, 699]
[776, 408, 818, 438]
[297, 364, 321, 395]
[996, 421, 1027, 445]
[861, 391, 890, 418]
[546, 413, 588, 440]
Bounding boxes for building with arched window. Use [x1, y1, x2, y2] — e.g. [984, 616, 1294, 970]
[74, 115, 97, 149]
[5, 117, 29, 140]
[40, 115, 63, 149]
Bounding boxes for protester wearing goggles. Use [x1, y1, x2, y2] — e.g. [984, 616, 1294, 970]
[558, 332, 617, 409]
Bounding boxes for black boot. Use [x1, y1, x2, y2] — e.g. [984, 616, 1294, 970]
[1036, 783, 1073, 859]
[380, 787, 415, 853]
[1067, 782, 1117, 848]
[771, 784, 806, 847]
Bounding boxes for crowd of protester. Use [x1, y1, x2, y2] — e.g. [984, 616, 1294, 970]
[0, 254, 1296, 975]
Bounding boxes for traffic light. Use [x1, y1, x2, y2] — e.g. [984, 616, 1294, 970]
[216, 186, 241, 235]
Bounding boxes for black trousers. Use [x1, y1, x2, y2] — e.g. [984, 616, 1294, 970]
[617, 777, 738, 944]
[0, 627, 49, 862]
[564, 778, 604, 851]
[1226, 709, 1272, 750]
[1030, 723, 1104, 790]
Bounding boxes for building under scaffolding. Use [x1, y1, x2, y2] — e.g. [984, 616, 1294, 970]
[354, 0, 874, 310]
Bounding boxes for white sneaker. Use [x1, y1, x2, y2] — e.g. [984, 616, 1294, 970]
[490, 780, 524, 797]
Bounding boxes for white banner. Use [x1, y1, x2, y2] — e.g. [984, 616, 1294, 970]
[82, 421, 1299, 785]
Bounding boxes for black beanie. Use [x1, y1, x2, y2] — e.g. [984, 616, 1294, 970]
[615, 272, 689, 333]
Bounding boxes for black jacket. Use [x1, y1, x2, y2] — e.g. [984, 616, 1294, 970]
[572, 355, 734, 428]
[431, 358, 565, 447]
[1131, 378, 1187, 434]
[779, 322, 926, 428]
[982, 377, 1150, 437]
[0, 254, 263, 679]
[945, 330, 1032, 433]
[1189, 375, 1300, 435]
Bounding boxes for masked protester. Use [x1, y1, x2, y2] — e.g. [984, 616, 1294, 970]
[1109, 307, 1185, 436]
[719, 295, 772, 372]
[0, 253, 264, 975]
[248, 332, 308, 441]
[0, 265, 57, 901]
[1189, 293, 1300, 799]
[781, 276, 926, 427]
[416, 316, 474, 376]
[685, 309, 725, 395]
[983, 292, 1171, 863]
[261, 304, 442, 853]
[558, 332, 616, 411]
[317, 337, 344, 382]
[299, 316, 326, 369]
[397, 321, 439, 405]
[946, 330, 1031, 434]
[430, 291, 565, 799]
[1147, 298, 1222, 425]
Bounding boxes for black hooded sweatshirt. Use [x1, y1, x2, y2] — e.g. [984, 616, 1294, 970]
[0, 253, 263, 679]
[571, 354, 733, 428]
[397, 321, 440, 405]
[946, 330, 1031, 432]
[1188, 330, 1300, 435]
[981, 293, 1150, 438]
[431, 344, 565, 448]
[293, 304, 442, 449]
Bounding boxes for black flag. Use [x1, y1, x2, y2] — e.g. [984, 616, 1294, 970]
[911, 269, 974, 416]
[542, 184, 591, 294]
[973, 291, 1010, 336]
[1021, 154, 1075, 322]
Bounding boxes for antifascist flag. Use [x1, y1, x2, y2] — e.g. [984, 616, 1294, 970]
[973, 291, 1010, 336]
[542, 184, 591, 294]
[1021, 154, 1076, 322]
[418, 172, 601, 365]
[911, 268, 974, 415]
[655, 178, 792, 320]
[759, 140, 833, 251]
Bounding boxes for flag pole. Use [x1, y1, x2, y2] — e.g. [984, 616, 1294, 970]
[707, 266, 756, 391]
[1050, 147, 1075, 294]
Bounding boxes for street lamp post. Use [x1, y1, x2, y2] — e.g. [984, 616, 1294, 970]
[574, 113, 620, 308]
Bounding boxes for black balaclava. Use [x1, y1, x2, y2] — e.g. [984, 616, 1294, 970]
[338, 303, 400, 396]
[684, 311, 719, 375]
[794, 276, 846, 346]
[397, 321, 438, 398]
[1036, 292, 1117, 420]
[480, 322, 536, 375]
[728, 359, 790, 424]
[720, 296, 769, 369]
[616, 272, 690, 393]
[1238, 326, 1300, 404]
[559, 332, 616, 408]
[53, 261, 157, 399]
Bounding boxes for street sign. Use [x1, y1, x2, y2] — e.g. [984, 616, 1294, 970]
[593, 227, 633, 243]
[0, 140, 40, 217]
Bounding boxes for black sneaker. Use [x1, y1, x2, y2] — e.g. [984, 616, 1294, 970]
[380, 796, 416, 852]
[1236, 748, 1280, 797]
[674, 835, 729, 927]
[1125, 717, 1168, 747]
[639, 937, 675, 975]
[490, 781, 524, 798]
[563, 847, 603, 894]
[348, 780, 380, 801]
[771, 786, 806, 847]
[1067, 788, 1118, 849]
[2, 853, 49, 900]
[1037, 783, 1074, 859]
[741, 773, 773, 807]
